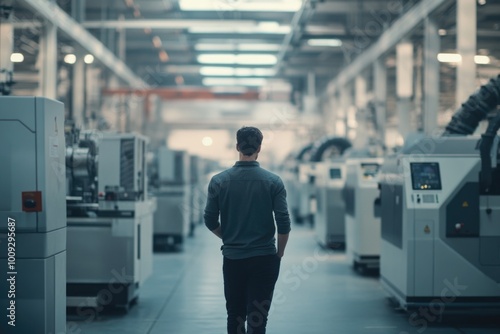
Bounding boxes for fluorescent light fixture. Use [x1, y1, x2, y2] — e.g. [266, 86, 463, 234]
[198, 54, 236, 64]
[307, 39, 342, 47]
[199, 66, 275, 77]
[197, 54, 277, 65]
[188, 24, 291, 34]
[438, 53, 491, 64]
[84, 54, 94, 64]
[234, 68, 253, 76]
[203, 77, 267, 86]
[195, 43, 281, 51]
[64, 54, 77, 64]
[237, 54, 277, 65]
[179, 0, 302, 12]
[10, 53, 24, 63]
[474, 55, 490, 64]
[200, 66, 235, 76]
[237, 43, 281, 51]
[253, 68, 276, 76]
[437, 53, 462, 63]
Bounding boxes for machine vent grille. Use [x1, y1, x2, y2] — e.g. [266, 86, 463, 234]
[120, 139, 135, 191]
[422, 194, 436, 203]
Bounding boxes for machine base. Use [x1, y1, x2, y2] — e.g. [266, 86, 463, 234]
[353, 255, 380, 273]
[67, 282, 138, 312]
[154, 234, 184, 252]
[382, 276, 500, 311]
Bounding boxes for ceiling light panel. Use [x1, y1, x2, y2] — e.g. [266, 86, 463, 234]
[179, 0, 302, 12]
[197, 54, 277, 65]
[199, 67, 276, 76]
[188, 24, 291, 34]
[195, 43, 281, 51]
[307, 39, 342, 47]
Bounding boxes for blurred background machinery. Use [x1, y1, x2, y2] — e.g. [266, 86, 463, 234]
[150, 147, 191, 251]
[65, 130, 155, 311]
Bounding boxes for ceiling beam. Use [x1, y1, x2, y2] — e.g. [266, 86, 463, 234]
[18, 0, 148, 88]
[326, 0, 454, 94]
[83, 19, 264, 30]
[274, 0, 315, 73]
[102, 88, 261, 101]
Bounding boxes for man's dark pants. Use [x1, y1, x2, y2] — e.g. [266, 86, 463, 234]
[223, 254, 281, 334]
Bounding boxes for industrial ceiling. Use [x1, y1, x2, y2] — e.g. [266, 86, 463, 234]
[7, 0, 500, 107]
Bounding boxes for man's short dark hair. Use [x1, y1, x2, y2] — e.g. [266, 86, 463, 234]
[237, 126, 263, 156]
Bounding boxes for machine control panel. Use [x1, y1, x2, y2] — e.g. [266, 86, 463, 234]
[329, 168, 342, 179]
[361, 163, 380, 180]
[411, 162, 442, 190]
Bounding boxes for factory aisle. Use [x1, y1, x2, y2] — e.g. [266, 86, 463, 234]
[68, 225, 500, 334]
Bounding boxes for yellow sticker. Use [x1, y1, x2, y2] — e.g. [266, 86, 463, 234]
[462, 201, 469, 208]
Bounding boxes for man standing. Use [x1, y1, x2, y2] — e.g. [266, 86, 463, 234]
[204, 126, 291, 334]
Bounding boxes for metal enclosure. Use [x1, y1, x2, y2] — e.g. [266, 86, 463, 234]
[314, 161, 347, 248]
[344, 158, 384, 270]
[66, 132, 155, 310]
[152, 147, 191, 250]
[0, 97, 66, 334]
[297, 163, 317, 225]
[379, 136, 500, 309]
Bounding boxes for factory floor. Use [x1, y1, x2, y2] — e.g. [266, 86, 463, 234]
[68, 225, 500, 334]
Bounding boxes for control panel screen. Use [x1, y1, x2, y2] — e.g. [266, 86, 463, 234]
[329, 168, 342, 179]
[411, 162, 442, 190]
[361, 163, 380, 179]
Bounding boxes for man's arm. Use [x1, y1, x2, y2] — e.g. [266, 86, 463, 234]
[204, 178, 222, 239]
[277, 233, 289, 258]
[273, 177, 291, 257]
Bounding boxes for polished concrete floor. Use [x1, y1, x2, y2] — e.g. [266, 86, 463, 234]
[68, 225, 500, 334]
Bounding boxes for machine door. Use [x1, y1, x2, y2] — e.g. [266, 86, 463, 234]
[0, 119, 37, 231]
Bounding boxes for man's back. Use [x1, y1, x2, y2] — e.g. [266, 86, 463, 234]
[204, 161, 291, 259]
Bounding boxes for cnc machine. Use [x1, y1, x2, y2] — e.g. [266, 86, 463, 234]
[0, 97, 66, 333]
[66, 131, 155, 311]
[379, 76, 500, 309]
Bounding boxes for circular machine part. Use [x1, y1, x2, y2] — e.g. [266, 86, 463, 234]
[309, 137, 352, 162]
[296, 143, 314, 162]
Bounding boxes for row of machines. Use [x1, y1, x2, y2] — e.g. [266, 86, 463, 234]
[285, 138, 385, 271]
[148, 147, 211, 251]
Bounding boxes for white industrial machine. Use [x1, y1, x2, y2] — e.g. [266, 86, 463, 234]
[379, 136, 500, 309]
[314, 161, 347, 248]
[379, 76, 500, 310]
[66, 131, 155, 311]
[189, 155, 206, 231]
[0, 97, 66, 333]
[151, 147, 191, 251]
[297, 162, 317, 226]
[344, 157, 384, 271]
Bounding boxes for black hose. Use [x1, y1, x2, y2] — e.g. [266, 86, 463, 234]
[296, 143, 314, 161]
[479, 112, 500, 193]
[309, 137, 352, 162]
[444, 75, 500, 135]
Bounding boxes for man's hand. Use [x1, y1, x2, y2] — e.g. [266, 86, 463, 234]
[211, 225, 222, 239]
[277, 233, 289, 258]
